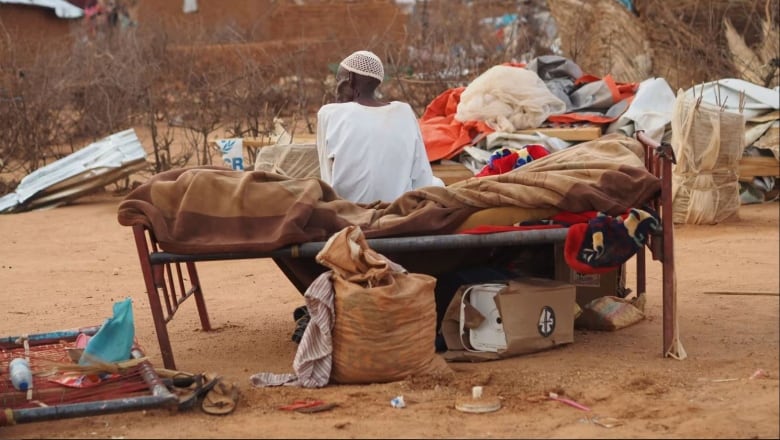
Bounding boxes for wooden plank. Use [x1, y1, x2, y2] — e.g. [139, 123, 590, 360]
[738, 156, 780, 181]
[208, 137, 274, 149]
[241, 137, 275, 148]
[432, 163, 474, 185]
[208, 135, 317, 149]
[515, 125, 602, 141]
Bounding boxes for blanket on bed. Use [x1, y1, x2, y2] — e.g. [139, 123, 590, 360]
[117, 134, 660, 254]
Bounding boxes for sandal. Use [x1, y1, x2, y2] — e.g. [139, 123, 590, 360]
[171, 373, 220, 411]
[201, 377, 239, 416]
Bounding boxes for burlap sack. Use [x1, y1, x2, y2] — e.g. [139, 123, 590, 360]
[253, 143, 320, 178]
[575, 295, 645, 331]
[316, 226, 450, 384]
[671, 89, 745, 224]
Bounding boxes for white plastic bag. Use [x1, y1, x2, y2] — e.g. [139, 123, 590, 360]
[455, 65, 566, 132]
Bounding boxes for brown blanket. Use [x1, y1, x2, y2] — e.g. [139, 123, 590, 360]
[117, 134, 660, 254]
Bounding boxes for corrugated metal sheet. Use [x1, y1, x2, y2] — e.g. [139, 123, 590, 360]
[0, 128, 148, 213]
[0, 0, 84, 19]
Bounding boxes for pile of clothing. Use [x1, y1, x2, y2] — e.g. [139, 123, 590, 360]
[419, 55, 644, 174]
[420, 57, 780, 209]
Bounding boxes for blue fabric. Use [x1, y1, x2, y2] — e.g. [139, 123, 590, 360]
[79, 298, 135, 365]
[616, 0, 635, 13]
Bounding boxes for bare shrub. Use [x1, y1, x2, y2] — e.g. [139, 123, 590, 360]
[219, 47, 291, 165]
[171, 59, 220, 165]
[0, 35, 73, 175]
[379, 0, 561, 116]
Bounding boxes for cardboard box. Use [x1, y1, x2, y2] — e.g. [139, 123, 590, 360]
[553, 242, 626, 308]
[440, 277, 575, 362]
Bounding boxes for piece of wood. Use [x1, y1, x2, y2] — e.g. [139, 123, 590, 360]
[701, 291, 779, 296]
[432, 163, 475, 185]
[207, 137, 280, 149]
[208, 135, 317, 150]
[738, 156, 780, 181]
[515, 125, 602, 141]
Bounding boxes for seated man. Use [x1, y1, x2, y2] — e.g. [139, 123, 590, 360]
[316, 50, 443, 204]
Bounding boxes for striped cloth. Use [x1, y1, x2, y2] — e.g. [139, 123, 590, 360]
[250, 271, 334, 388]
[118, 135, 662, 256]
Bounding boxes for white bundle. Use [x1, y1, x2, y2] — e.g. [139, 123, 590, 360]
[455, 65, 567, 132]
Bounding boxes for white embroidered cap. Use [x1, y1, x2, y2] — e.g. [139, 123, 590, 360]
[339, 50, 384, 83]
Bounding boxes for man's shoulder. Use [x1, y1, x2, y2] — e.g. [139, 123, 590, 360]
[319, 101, 415, 120]
[317, 103, 343, 117]
[389, 101, 418, 118]
[388, 100, 413, 110]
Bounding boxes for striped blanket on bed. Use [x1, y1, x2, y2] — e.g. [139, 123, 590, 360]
[117, 133, 660, 254]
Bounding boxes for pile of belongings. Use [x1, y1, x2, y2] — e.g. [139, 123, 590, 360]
[419, 57, 780, 214]
[419, 55, 674, 176]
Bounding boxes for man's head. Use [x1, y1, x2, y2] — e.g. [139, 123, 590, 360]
[335, 50, 384, 102]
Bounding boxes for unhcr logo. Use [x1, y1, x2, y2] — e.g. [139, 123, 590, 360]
[218, 139, 237, 154]
[216, 139, 244, 171]
[537, 306, 556, 337]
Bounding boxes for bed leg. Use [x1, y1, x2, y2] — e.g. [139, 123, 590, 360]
[661, 154, 676, 357]
[186, 262, 211, 331]
[636, 131, 679, 358]
[636, 246, 646, 295]
[133, 225, 177, 370]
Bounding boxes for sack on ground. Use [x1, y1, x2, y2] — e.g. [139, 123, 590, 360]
[317, 226, 450, 384]
[575, 294, 645, 331]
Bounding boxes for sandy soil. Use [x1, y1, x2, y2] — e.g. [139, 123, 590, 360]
[0, 182, 778, 438]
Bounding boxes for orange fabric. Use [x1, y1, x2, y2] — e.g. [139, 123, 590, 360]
[607, 75, 639, 102]
[419, 87, 495, 162]
[547, 112, 622, 124]
[574, 74, 599, 85]
[603, 74, 621, 103]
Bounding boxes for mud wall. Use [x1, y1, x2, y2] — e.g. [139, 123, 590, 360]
[135, 0, 409, 48]
[0, 5, 78, 55]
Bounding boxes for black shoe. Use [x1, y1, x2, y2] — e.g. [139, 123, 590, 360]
[435, 333, 448, 353]
[291, 315, 310, 344]
[293, 305, 308, 322]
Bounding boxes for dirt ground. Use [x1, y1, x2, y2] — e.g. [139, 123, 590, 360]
[0, 175, 778, 438]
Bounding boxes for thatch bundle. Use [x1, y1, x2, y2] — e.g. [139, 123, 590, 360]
[722, 1, 780, 88]
[546, 0, 779, 89]
[546, 0, 652, 83]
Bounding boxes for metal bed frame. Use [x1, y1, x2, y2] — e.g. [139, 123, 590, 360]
[0, 326, 177, 426]
[130, 132, 677, 370]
